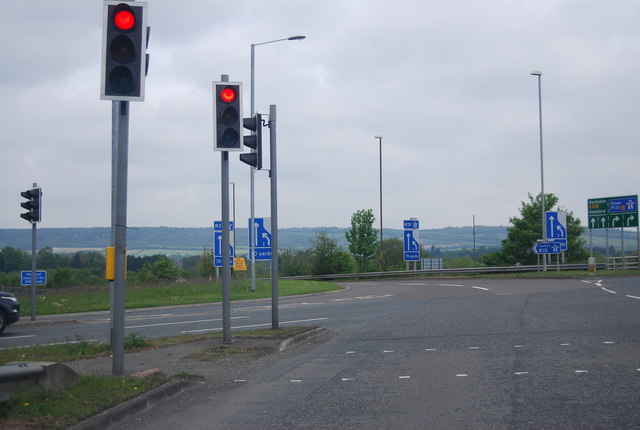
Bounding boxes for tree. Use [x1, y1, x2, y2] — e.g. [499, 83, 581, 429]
[483, 193, 587, 266]
[345, 209, 378, 272]
[310, 230, 355, 275]
[375, 238, 404, 271]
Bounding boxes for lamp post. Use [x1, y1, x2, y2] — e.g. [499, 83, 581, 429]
[531, 70, 546, 271]
[375, 135, 383, 267]
[249, 35, 306, 291]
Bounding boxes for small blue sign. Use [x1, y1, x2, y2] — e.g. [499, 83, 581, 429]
[214, 221, 234, 267]
[403, 230, 420, 261]
[21, 270, 47, 286]
[532, 242, 562, 255]
[403, 219, 419, 230]
[610, 197, 637, 213]
[249, 217, 272, 261]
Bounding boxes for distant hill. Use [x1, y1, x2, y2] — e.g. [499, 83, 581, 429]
[0, 226, 635, 255]
[0, 226, 508, 254]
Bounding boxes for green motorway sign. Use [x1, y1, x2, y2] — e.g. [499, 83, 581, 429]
[587, 195, 638, 229]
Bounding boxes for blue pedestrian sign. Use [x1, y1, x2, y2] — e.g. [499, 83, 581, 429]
[403, 230, 420, 262]
[21, 270, 47, 286]
[214, 221, 234, 267]
[249, 217, 272, 261]
[545, 211, 567, 251]
[532, 242, 562, 255]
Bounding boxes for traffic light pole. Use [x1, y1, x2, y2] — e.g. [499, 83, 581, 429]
[111, 100, 129, 376]
[220, 75, 232, 344]
[269, 105, 279, 329]
[30, 220, 36, 322]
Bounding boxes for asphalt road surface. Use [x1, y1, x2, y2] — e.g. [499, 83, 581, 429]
[6, 276, 640, 428]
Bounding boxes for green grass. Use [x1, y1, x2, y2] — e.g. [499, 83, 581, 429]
[0, 372, 168, 430]
[17, 279, 342, 316]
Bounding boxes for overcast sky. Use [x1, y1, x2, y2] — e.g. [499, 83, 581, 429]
[1, 0, 639, 232]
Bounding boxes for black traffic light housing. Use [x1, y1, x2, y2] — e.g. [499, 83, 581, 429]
[213, 82, 243, 151]
[20, 188, 42, 223]
[240, 114, 263, 169]
[101, 1, 148, 101]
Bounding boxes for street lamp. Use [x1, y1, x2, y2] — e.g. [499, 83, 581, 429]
[375, 135, 383, 267]
[249, 35, 306, 291]
[531, 70, 546, 271]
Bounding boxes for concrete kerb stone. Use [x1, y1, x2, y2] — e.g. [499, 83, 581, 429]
[69, 378, 203, 430]
[278, 327, 328, 351]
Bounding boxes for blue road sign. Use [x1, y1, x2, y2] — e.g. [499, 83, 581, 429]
[214, 221, 234, 267]
[21, 270, 47, 286]
[403, 229, 420, 261]
[545, 211, 567, 251]
[532, 242, 562, 255]
[403, 219, 419, 230]
[249, 217, 272, 261]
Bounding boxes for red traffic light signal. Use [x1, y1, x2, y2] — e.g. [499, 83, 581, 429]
[213, 82, 243, 151]
[101, 1, 148, 101]
[113, 9, 135, 30]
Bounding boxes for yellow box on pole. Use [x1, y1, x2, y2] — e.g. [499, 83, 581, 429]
[106, 247, 115, 280]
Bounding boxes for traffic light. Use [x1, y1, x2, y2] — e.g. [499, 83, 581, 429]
[240, 114, 263, 169]
[20, 188, 42, 223]
[101, 1, 148, 101]
[213, 82, 243, 151]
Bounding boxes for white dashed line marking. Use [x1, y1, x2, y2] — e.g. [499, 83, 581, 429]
[575, 370, 588, 374]
[601, 287, 617, 294]
[456, 374, 468, 377]
[399, 376, 411, 379]
[425, 348, 437, 351]
[626, 295, 640, 300]
[514, 372, 529, 375]
[472, 286, 490, 291]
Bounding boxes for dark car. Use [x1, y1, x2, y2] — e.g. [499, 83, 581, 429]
[0, 292, 21, 335]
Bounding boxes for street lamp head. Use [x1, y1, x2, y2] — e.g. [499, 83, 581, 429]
[531, 71, 542, 76]
[288, 35, 306, 41]
[375, 135, 383, 140]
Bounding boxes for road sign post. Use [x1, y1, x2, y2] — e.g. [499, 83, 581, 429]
[249, 217, 272, 261]
[214, 221, 234, 267]
[403, 219, 420, 266]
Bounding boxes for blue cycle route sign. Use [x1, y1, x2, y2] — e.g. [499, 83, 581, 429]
[214, 221, 234, 267]
[249, 217, 272, 261]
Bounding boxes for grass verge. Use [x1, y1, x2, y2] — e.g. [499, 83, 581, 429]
[0, 372, 168, 430]
[17, 279, 342, 316]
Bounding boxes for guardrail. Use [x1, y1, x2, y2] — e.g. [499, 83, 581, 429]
[281, 263, 608, 282]
[606, 255, 639, 270]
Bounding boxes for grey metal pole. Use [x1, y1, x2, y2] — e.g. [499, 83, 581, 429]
[249, 43, 257, 292]
[375, 136, 383, 268]
[109, 100, 118, 357]
[220, 74, 232, 344]
[30, 220, 36, 321]
[270, 105, 279, 329]
[532, 71, 546, 271]
[249, 36, 305, 292]
[112, 100, 129, 376]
